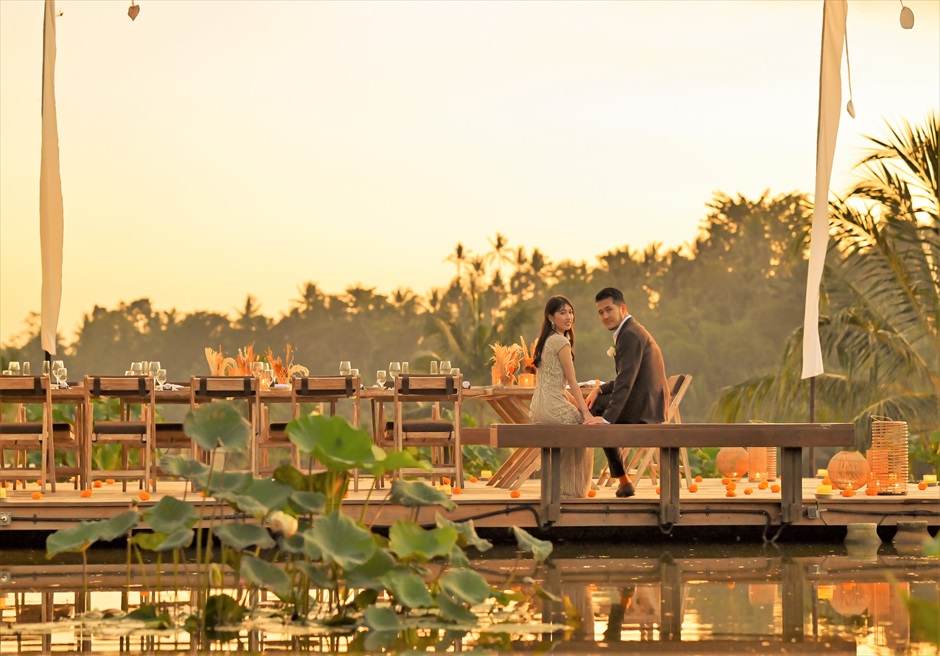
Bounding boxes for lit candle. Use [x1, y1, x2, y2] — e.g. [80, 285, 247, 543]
[816, 484, 832, 495]
[480, 470, 492, 480]
[923, 475, 937, 484]
[817, 585, 835, 600]
[0, 487, 6, 499]
[817, 469, 828, 478]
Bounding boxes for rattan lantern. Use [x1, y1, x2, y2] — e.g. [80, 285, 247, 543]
[717, 447, 749, 479]
[869, 419, 908, 495]
[765, 447, 778, 481]
[827, 450, 869, 490]
[748, 447, 768, 482]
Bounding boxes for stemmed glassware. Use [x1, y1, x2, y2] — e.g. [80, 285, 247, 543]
[376, 370, 387, 387]
[261, 365, 274, 389]
[53, 365, 67, 388]
[388, 362, 401, 382]
[149, 361, 161, 384]
[251, 361, 265, 381]
[155, 368, 167, 389]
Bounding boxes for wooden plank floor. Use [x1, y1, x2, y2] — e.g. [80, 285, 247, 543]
[0, 477, 937, 531]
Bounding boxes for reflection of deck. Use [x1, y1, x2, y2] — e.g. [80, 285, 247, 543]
[3, 554, 934, 654]
[0, 477, 937, 531]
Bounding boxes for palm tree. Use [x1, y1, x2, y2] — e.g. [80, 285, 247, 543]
[714, 112, 939, 462]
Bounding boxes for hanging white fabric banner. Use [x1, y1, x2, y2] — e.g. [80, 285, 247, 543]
[40, 0, 64, 356]
[802, 0, 847, 380]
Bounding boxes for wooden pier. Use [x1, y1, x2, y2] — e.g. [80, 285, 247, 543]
[0, 477, 936, 533]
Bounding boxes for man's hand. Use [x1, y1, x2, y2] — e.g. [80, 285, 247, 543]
[582, 415, 605, 425]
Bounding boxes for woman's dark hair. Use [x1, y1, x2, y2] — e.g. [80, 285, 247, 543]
[533, 295, 575, 368]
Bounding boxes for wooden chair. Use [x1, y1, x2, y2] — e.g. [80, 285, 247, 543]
[190, 376, 260, 475]
[384, 374, 463, 487]
[83, 376, 155, 492]
[597, 374, 694, 489]
[263, 375, 361, 485]
[0, 375, 60, 493]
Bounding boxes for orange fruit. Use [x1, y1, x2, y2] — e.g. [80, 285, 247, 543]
[510, 490, 521, 498]
[758, 481, 769, 490]
[688, 483, 699, 493]
[343, 492, 349, 498]
[200, 490, 208, 498]
[725, 490, 737, 497]
[442, 477, 451, 485]
[744, 488, 754, 495]
[822, 477, 832, 486]
[841, 488, 855, 497]
[728, 582, 736, 589]
[655, 486, 661, 495]
[587, 489, 597, 497]
[469, 476, 479, 483]
[31, 492, 42, 500]
[694, 475, 703, 483]
[139, 491, 151, 501]
[452, 487, 462, 494]
[720, 477, 730, 485]
[918, 482, 928, 490]
[865, 487, 878, 496]
[80, 489, 93, 498]
[93, 480, 103, 488]
[725, 482, 736, 491]
[106, 478, 115, 485]
[771, 484, 781, 493]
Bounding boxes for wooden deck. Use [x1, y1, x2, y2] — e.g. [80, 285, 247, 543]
[0, 477, 937, 533]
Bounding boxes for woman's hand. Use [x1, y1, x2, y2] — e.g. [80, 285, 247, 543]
[585, 385, 600, 409]
[582, 414, 605, 425]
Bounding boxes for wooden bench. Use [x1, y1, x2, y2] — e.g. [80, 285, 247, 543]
[488, 423, 855, 526]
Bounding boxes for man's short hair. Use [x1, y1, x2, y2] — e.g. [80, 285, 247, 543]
[595, 287, 625, 305]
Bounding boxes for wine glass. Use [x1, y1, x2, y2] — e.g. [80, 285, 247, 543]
[376, 370, 387, 387]
[149, 361, 161, 378]
[339, 361, 352, 376]
[251, 361, 265, 380]
[53, 360, 64, 373]
[440, 361, 452, 375]
[261, 365, 273, 389]
[54, 366, 67, 388]
[388, 362, 401, 382]
[155, 369, 167, 389]
[264, 363, 276, 386]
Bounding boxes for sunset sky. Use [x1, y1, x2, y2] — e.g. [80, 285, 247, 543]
[1, 0, 937, 345]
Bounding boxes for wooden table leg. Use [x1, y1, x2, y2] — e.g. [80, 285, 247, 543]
[539, 447, 561, 526]
[780, 447, 803, 524]
[659, 447, 680, 525]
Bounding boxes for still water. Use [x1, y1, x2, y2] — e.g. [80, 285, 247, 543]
[1, 537, 937, 654]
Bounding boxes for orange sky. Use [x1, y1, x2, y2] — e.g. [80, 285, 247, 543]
[1, 0, 938, 345]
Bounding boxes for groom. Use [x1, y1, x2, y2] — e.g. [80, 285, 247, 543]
[586, 287, 669, 498]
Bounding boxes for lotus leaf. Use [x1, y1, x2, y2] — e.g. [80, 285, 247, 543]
[435, 514, 492, 552]
[440, 569, 492, 605]
[214, 523, 276, 551]
[307, 511, 375, 570]
[512, 526, 553, 563]
[345, 548, 397, 590]
[98, 510, 141, 541]
[219, 479, 293, 518]
[435, 591, 478, 626]
[202, 593, 244, 637]
[448, 545, 470, 568]
[46, 521, 107, 557]
[389, 520, 457, 563]
[159, 454, 209, 480]
[389, 479, 456, 511]
[364, 605, 403, 632]
[131, 528, 194, 552]
[286, 414, 376, 470]
[294, 560, 333, 589]
[241, 554, 292, 599]
[381, 569, 434, 609]
[367, 449, 431, 477]
[288, 490, 326, 514]
[143, 496, 198, 533]
[184, 402, 251, 452]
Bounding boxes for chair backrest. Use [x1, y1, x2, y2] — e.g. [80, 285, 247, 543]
[0, 375, 50, 400]
[666, 374, 692, 424]
[393, 374, 461, 402]
[84, 376, 154, 400]
[292, 375, 360, 399]
[191, 376, 259, 403]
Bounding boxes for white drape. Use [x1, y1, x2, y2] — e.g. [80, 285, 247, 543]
[802, 0, 847, 379]
[40, 0, 64, 356]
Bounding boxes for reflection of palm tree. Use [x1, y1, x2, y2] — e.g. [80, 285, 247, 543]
[715, 112, 939, 446]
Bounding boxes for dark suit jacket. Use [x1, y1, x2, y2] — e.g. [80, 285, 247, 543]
[598, 317, 668, 425]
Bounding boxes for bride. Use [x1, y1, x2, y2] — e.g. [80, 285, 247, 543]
[529, 295, 602, 496]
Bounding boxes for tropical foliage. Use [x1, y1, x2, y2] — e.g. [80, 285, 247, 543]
[714, 111, 939, 470]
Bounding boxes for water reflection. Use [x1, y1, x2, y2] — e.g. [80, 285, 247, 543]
[2, 541, 937, 653]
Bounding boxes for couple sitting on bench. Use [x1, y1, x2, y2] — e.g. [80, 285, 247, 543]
[529, 287, 669, 499]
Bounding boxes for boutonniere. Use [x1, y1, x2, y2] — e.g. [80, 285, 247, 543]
[607, 346, 616, 357]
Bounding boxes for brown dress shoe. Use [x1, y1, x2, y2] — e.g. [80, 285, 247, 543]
[615, 481, 636, 498]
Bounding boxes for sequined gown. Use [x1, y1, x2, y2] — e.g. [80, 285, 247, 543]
[529, 333, 594, 496]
